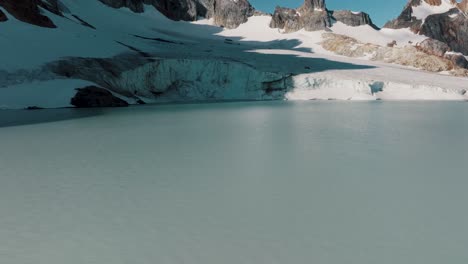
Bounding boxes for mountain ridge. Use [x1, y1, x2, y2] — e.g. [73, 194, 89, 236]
[0, 0, 467, 109]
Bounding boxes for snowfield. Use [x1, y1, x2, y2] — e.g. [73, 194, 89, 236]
[0, 2, 467, 109]
[412, 0, 455, 21]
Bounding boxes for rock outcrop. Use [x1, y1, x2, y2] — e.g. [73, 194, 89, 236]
[416, 38, 450, 57]
[270, 0, 378, 32]
[321, 33, 468, 75]
[0, 9, 8, 22]
[0, 0, 56, 28]
[444, 52, 468, 69]
[38, 0, 65, 16]
[71, 86, 129, 108]
[385, 0, 468, 54]
[270, 0, 330, 32]
[98, 0, 254, 29]
[330, 10, 378, 29]
[99, 0, 202, 21]
[270, 6, 330, 32]
[420, 9, 468, 55]
[383, 0, 423, 31]
[212, 0, 254, 29]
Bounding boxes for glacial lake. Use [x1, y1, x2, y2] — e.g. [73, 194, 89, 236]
[0, 101, 467, 264]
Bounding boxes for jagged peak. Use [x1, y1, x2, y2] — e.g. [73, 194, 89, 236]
[301, 0, 326, 11]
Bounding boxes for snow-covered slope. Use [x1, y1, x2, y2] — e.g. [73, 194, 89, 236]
[412, 0, 455, 21]
[384, 0, 468, 54]
[0, 1, 467, 109]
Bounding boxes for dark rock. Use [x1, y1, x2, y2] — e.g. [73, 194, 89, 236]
[71, 14, 96, 29]
[38, 0, 65, 16]
[270, 7, 300, 31]
[98, 0, 254, 28]
[387, 40, 397, 47]
[212, 0, 254, 29]
[383, 1, 422, 31]
[416, 38, 450, 57]
[25, 106, 44, 110]
[420, 9, 468, 55]
[302, 0, 326, 11]
[0, 0, 56, 28]
[98, 0, 145, 13]
[385, 0, 468, 54]
[0, 9, 7, 22]
[270, 5, 330, 32]
[71, 86, 129, 108]
[444, 52, 468, 69]
[270, 0, 376, 32]
[330, 10, 379, 29]
[99, 0, 200, 20]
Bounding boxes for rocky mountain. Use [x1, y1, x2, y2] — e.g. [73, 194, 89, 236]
[384, 0, 468, 54]
[0, 0, 467, 109]
[0, 0, 58, 27]
[270, 0, 378, 33]
[0, 0, 254, 29]
[98, 0, 254, 28]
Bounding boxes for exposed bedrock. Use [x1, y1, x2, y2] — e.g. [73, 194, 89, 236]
[383, 0, 423, 31]
[444, 53, 468, 69]
[384, 0, 468, 54]
[330, 10, 379, 29]
[0, 0, 57, 28]
[416, 38, 450, 57]
[270, 6, 330, 32]
[269, 0, 330, 32]
[320, 33, 468, 75]
[212, 0, 254, 29]
[420, 9, 468, 55]
[270, 0, 377, 32]
[98, 0, 254, 28]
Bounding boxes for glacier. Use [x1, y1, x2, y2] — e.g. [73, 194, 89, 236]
[0, 1, 467, 109]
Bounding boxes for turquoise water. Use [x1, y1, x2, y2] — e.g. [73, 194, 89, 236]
[0, 101, 467, 263]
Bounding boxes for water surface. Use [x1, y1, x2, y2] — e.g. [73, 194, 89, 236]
[1, 101, 467, 263]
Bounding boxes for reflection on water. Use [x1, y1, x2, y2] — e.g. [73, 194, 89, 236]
[0, 108, 104, 128]
[0, 101, 467, 264]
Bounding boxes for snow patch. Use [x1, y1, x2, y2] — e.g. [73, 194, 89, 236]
[330, 22, 426, 47]
[412, 0, 454, 21]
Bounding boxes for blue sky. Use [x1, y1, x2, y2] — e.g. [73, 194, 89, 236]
[249, 0, 408, 27]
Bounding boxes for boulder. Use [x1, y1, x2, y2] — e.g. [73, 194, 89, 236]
[416, 38, 450, 57]
[444, 52, 468, 69]
[387, 40, 397, 47]
[71, 86, 129, 108]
